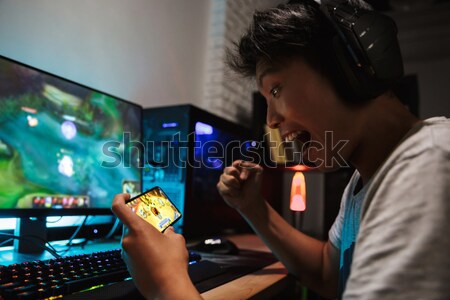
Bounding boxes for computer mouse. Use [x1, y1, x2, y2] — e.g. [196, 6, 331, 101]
[191, 237, 239, 255]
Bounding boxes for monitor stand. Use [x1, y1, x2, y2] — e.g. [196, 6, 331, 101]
[14, 217, 47, 254]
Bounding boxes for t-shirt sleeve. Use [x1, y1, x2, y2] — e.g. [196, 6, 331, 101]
[328, 171, 359, 250]
[328, 188, 347, 250]
[343, 148, 450, 300]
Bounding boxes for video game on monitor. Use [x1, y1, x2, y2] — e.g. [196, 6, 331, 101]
[0, 55, 142, 214]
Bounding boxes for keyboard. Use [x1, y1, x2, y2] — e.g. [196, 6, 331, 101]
[0, 249, 225, 300]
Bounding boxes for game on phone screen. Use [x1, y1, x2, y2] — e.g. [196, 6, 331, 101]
[125, 186, 182, 232]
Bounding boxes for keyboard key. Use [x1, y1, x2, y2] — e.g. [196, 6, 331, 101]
[1, 248, 204, 299]
[65, 269, 130, 294]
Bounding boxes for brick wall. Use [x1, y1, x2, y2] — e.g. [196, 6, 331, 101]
[202, 0, 282, 126]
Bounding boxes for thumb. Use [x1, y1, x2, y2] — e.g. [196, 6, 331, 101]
[240, 164, 263, 181]
[163, 226, 176, 235]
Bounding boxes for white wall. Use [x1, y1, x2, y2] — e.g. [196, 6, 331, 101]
[0, 0, 210, 108]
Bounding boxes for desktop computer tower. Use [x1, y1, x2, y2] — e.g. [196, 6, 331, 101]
[142, 105, 255, 239]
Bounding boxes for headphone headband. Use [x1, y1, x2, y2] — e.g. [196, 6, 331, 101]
[320, 0, 404, 101]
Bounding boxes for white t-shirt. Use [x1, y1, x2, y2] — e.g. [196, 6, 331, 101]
[329, 170, 371, 297]
[331, 117, 450, 299]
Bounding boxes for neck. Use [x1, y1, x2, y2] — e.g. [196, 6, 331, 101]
[350, 93, 420, 185]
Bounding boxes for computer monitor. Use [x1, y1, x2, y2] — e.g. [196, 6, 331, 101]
[0, 55, 142, 252]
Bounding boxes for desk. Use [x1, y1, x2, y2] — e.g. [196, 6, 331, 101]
[0, 234, 294, 300]
[201, 234, 294, 300]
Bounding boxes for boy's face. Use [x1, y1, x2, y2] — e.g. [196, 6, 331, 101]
[257, 59, 362, 171]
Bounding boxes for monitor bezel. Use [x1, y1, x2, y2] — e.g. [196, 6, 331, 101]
[0, 54, 143, 217]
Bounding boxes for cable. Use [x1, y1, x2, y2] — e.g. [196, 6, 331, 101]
[45, 241, 60, 256]
[104, 216, 121, 240]
[1, 216, 99, 258]
[0, 233, 60, 258]
[45, 216, 63, 223]
[66, 215, 88, 246]
[54, 215, 89, 256]
[0, 238, 13, 247]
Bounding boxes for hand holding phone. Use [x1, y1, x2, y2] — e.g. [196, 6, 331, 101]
[112, 193, 199, 300]
[125, 186, 182, 232]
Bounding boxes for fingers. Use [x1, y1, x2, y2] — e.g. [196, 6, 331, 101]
[234, 160, 263, 181]
[221, 162, 244, 188]
[111, 193, 134, 226]
[226, 160, 261, 179]
[111, 193, 157, 234]
[218, 167, 241, 198]
[240, 165, 263, 181]
[220, 173, 241, 189]
[164, 226, 175, 234]
[232, 160, 259, 169]
[216, 181, 240, 198]
[164, 227, 187, 247]
[164, 226, 181, 239]
[223, 165, 240, 177]
[219, 160, 263, 187]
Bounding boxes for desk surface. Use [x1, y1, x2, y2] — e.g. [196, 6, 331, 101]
[201, 234, 291, 300]
[0, 234, 291, 300]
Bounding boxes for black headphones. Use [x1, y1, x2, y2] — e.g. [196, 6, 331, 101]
[289, 0, 404, 101]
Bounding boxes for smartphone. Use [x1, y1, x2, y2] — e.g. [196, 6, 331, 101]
[125, 186, 182, 232]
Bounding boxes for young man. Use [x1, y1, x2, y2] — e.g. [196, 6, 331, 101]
[112, 1, 450, 299]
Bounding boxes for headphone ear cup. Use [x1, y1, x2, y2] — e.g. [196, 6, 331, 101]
[320, 1, 404, 102]
[330, 35, 368, 102]
[354, 12, 404, 82]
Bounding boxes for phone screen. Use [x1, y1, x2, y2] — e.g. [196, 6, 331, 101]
[125, 186, 182, 232]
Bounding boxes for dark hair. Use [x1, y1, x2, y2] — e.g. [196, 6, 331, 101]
[226, 0, 373, 98]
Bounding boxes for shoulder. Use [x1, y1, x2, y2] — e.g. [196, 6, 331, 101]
[360, 117, 450, 237]
[394, 116, 450, 159]
[363, 117, 450, 216]
[344, 117, 450, 299]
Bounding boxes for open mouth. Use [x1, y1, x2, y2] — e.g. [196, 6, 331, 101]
[285, 130, 311, 150]
[284, 130, 313, 166]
